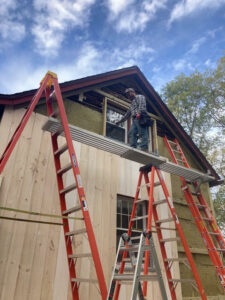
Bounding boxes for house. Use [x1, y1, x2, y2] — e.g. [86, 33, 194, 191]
[0, 66, 224, 299]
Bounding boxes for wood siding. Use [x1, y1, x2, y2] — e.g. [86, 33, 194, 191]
[0, 107, 185, 300]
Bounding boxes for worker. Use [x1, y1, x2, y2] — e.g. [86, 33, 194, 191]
[116, 88, 149, 152]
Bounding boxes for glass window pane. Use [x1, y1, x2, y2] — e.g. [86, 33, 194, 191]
[107, 108, 125, 127]
[122, 200, 128, 214]
[128, 201, 133, 215]
[137, 205, 142, 216]
[137, 219, 143, 230]
[117, 199, 122, 214]
[106, 122, 125, 142]
[117, 214, 121, 228]
[122, 215, 129, 228]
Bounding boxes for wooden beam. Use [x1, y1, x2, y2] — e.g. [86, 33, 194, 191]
[153, 119, 159, 154]
[95, 88, 162, 121]
[62, 78, 123, 98]
[102, 97, 107, 136]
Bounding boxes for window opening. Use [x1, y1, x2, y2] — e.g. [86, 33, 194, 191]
[106, 105, 127, 143]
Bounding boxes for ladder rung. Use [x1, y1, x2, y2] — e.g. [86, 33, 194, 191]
[168, 140, 177, 146]
[202, 217, 212, 222]
[69, 253, 92, 259]
[196, 204, 207, 209]
[54, 143, 68, 156]
[132, 215, 148, 221]
[120, 245, 149, 252]
[208, 232, 220, 236]
[154, 182, 161, 187]
[216, 248, 225, 252]
[71, 278, 98, 283]
[164, 258, 188, 263]
[113, 274, 158, 281]
[49, 110, 59, 118]
[156, 217, 174, 224]
[63, 204, 81, 215]
[160, 237, 180, 243]
[176, 158, 184, 163]
[123, 266, 156, 273]
[65, 228, 86, 236]
[60, 183, 77, 195]
[153, 199, 167, 206]
[169, 278, 195, 284]
[173, 149, 181, 153]
[57, 162, 72, 175]
[52, 126, 64, 138]
[191, 192, 200, 196]
[135, 199, 147, 204]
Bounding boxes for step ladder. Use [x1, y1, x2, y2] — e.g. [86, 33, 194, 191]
[0, 71, 107, 300]
[107, 232, 168, 300]
[164, 136, 225, 291]
[110, 165, 207, 300]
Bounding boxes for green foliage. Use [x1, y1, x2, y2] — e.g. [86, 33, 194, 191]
[161, 54, 225, 231]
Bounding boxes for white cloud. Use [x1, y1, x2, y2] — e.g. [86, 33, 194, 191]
[205, 59, 216, 69]
[0, 0, 26, 42]
[31, 0, 96, 56]
[187, 37, 206, 54]
[0, 40, 155, 93]
[105, 0, 167, 33]
[169, 0, 225, 24]
[172, 58, 194, 72]
[106, 0, 135, 17]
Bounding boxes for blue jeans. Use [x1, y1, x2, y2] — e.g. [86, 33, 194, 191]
[128, 118, 148, 150]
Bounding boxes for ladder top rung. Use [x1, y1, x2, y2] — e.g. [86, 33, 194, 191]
[63, 204, 81, 215]
[65, 228, 86, 236]
[54, 143, 68, 156]
[69, 253, 92, 259]
[60, 183, 77, 195]
[156, 217, 174, 224]
[71, 278, 98, 283]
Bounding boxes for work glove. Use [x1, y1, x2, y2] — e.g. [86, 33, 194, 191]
[136, 113, 140, 119]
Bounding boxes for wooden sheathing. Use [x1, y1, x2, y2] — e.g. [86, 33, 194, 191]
[0, 107, 180, 300]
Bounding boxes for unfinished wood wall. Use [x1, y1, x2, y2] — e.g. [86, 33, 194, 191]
[0, 107, 181, 300]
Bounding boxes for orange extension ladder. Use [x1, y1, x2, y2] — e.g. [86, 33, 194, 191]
[164, 136, 225, 291]
[0, 71, 107, 300]
[109, 164, 207, 300]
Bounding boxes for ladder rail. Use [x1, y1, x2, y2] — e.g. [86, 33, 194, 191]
[155, 168, 207, 299]
[50, 79, 108, 299]
[164, 135, 225, 291]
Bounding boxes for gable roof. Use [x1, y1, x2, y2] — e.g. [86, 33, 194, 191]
[0, 66, 222, 186]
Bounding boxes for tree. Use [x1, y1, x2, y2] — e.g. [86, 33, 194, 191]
[161, 55, 225, 230]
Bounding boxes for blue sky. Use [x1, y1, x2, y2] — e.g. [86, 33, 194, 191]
[0, 0, 225, 94]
